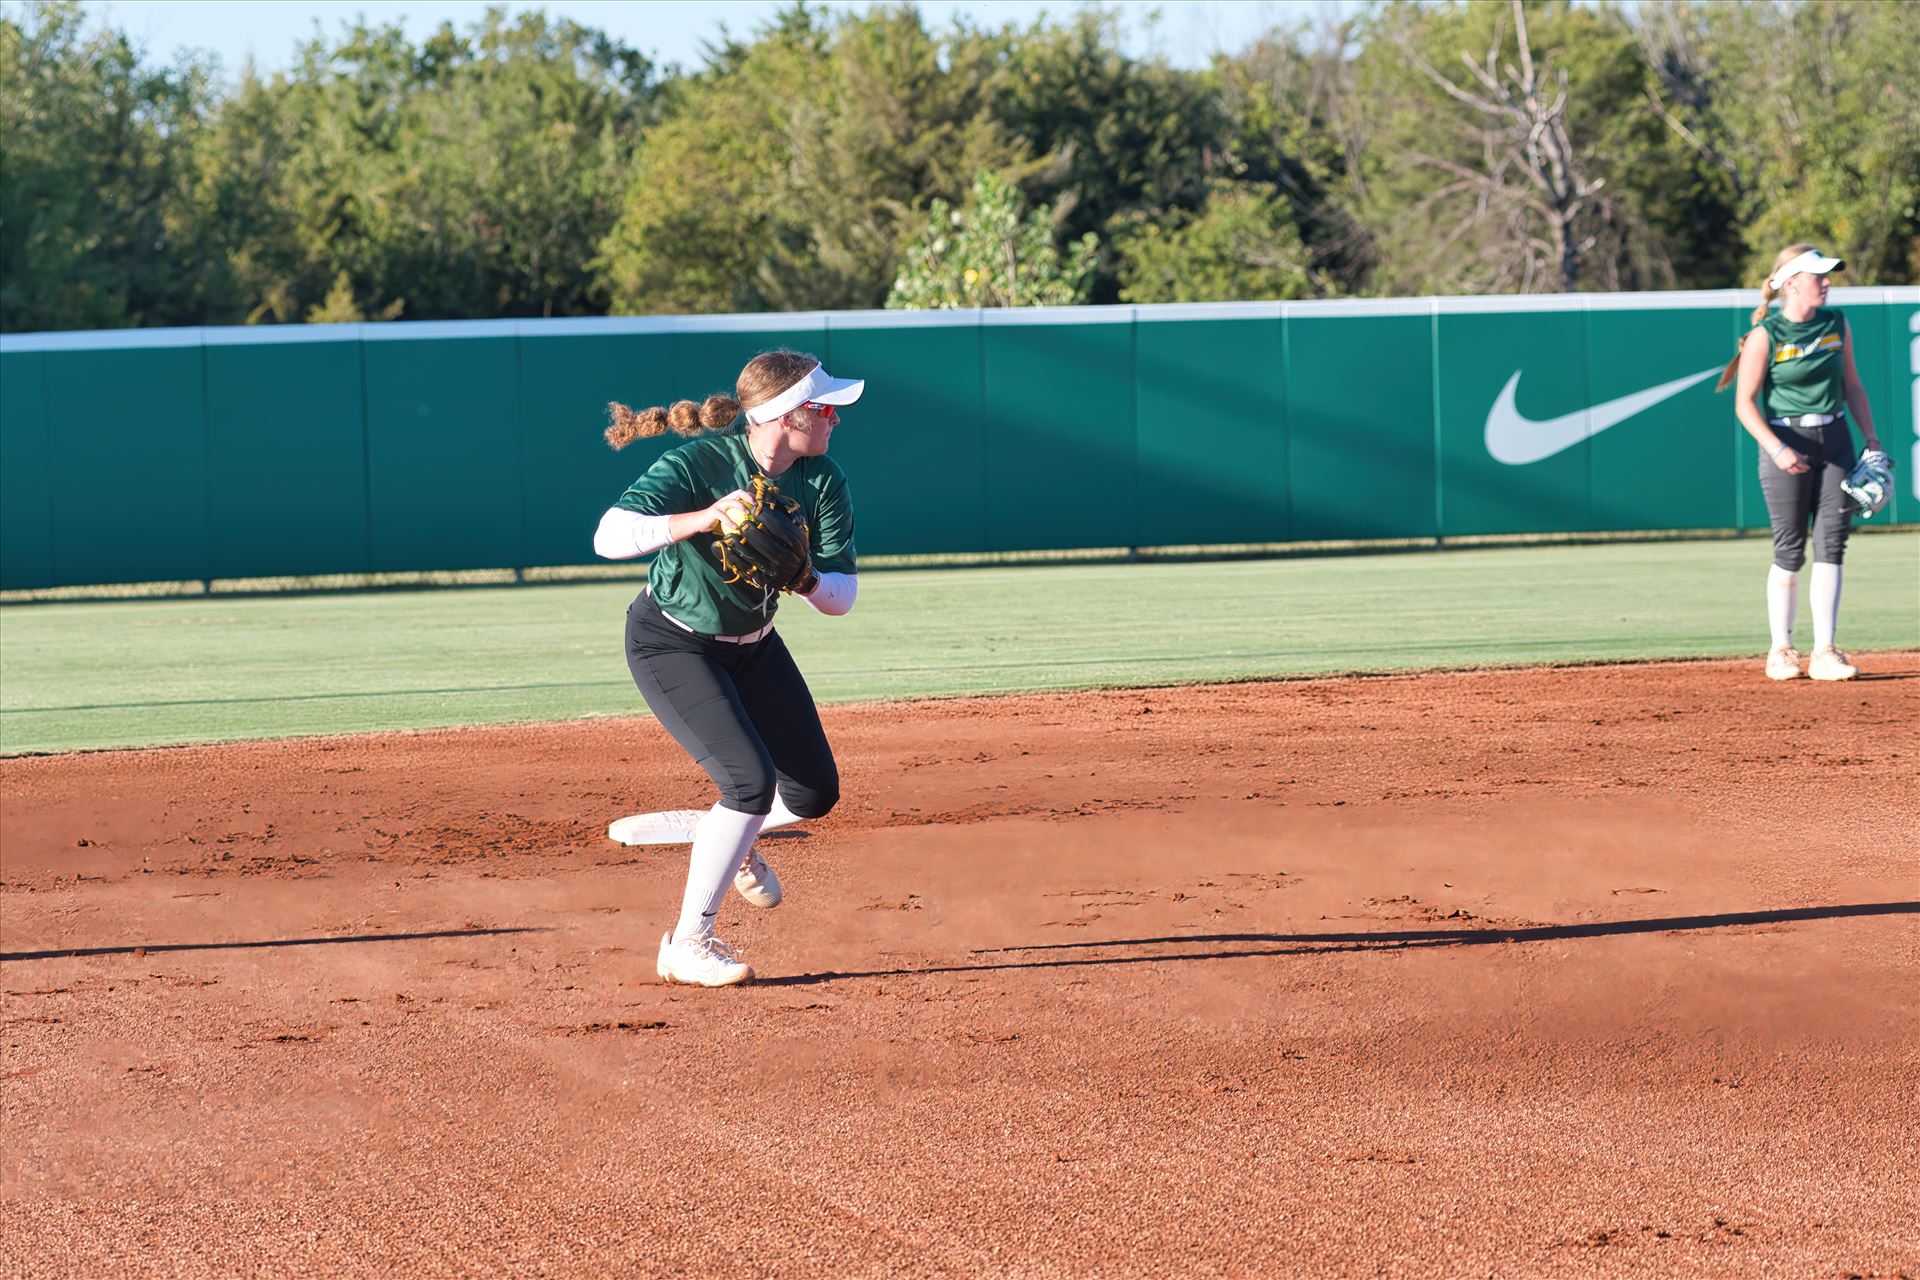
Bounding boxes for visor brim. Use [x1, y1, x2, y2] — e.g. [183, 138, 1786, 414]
[1771, 251, 1846, 288]
[807, 375, 864, 407]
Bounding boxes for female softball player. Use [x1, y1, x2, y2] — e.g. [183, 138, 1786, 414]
[593, 349, 863, 986]
[1718, 243, 1887, 681]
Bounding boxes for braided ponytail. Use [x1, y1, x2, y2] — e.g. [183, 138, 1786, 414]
[604, 395, 741, 450]
[602, 348, 824, 450]
[1716, 243, 1816, 393]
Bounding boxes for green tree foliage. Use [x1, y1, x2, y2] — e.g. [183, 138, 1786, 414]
[593, 17, 810, 315]
[402, 13, 658, 318]
[1691, 0, 1919, 286]
[753, 7, 1015, 310]
[0, 1, 217, 330]
[1347, 0, 1681, 295]
[1620, 1, 1745, 289]
[193, 10, 662, 324]
[985, 11, 1222, 302]
[601, 4, 1229, 312]
[886, 170, 1097, 308]
[1112, 179, 1312, 303]
[598, 4, 1013, 314]
[4, 0, 1914, 334]
[1209, 21, 1371, 295]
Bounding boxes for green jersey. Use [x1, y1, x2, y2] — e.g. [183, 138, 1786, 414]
[615, 431, 855, 636]
[1755, 307, 1845, 419]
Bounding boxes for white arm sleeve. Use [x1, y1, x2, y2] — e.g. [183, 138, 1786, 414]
[801, 571, 857, 616]
[594, 507, 672, 560]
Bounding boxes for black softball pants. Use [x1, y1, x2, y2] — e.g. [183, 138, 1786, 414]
[624, 592, 839, 818]
[1758, 420, 1855, 571]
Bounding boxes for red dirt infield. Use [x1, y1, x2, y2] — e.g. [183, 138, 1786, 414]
[3, 657, 1917, 1278]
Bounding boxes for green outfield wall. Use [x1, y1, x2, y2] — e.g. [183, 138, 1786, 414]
[2, 290, 1914, 590]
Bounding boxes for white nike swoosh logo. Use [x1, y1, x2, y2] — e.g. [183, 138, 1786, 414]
[1485, 364, 1722, 465]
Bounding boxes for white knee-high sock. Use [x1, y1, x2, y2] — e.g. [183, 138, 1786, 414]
[673, 804, 766, 943]
[1766, 565, 1798, 650]
[1810, 562, 1842, 650]
[767, 790, 803, 829]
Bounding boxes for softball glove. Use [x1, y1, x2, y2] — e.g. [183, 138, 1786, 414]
[1841, 450, 1894, 518]
[714, 475, 819, 596]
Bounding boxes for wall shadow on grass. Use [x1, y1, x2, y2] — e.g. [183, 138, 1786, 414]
[758, 902, 1917, 988]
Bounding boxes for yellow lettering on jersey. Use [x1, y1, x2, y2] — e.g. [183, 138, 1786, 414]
[1774, 333, 1841, 363]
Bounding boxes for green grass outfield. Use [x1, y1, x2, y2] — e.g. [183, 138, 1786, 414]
[3, 533, 1916, 755]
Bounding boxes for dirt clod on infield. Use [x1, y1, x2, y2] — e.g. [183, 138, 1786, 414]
[3, 657, 1917, 1278]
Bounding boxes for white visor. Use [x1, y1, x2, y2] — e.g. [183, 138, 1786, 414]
[744, 363, 866, 424]
[1767, 249, 1844, 290]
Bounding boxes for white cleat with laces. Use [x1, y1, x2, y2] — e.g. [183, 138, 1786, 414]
[1807, 646, 1858, 681]
[734, 847, 783, 908]
[656, 932, 753, 987]
[1765, 646, 1803, 681]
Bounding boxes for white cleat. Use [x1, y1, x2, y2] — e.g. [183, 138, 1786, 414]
[1765, 646, 1803, 681]
[734, 847, 783, 908]
[656, 932, 753, 987]
[1807, 646, 1858, 681]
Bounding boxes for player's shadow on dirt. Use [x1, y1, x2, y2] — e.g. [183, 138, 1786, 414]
[0, 926, 551, 963]
[758, 901, 1918, 987]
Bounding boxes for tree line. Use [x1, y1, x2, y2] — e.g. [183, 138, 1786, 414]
[2, 0, 1914, 333]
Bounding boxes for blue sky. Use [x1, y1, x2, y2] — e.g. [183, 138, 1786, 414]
[59, 0, 1345, 77]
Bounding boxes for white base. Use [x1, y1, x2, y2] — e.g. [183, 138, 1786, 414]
[607, 808, 803, 847]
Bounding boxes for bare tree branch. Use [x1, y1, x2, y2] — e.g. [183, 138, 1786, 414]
[1642, 87, 1742, 177]
[1397, 39, 1506, 117]
[1387, 0, 1655, 292]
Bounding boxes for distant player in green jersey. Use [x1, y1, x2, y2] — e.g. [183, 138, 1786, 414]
[594, 349, 864, 986]
[1718, 244, 1889, 681]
